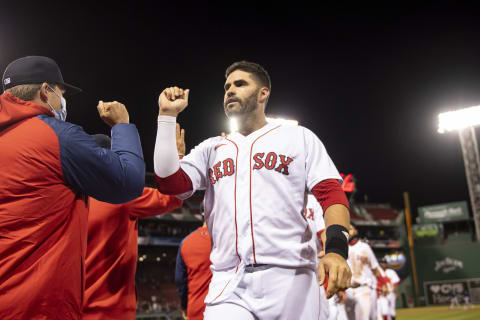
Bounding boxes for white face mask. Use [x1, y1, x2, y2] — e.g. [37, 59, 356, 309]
[47, 86, 67, 121]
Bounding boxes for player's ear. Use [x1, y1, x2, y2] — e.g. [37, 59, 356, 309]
[258, 87, 270, 104]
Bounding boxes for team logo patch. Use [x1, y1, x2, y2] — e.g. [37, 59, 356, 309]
[3, 77, 11, 85]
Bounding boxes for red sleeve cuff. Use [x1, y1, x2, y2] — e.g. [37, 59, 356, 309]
[155, 168, 193, 195]
[312, 179, 349, 214]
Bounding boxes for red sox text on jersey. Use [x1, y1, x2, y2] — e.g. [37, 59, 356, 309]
[208, 152, 293, 184]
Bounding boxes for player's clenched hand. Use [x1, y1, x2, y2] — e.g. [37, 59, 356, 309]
[318, 252, 351, 298]
[158, 86, 190, 117]
[176, 123, 186, 156]
[97, 100, 129, 127]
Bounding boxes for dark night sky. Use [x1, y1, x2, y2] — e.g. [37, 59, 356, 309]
[2, 2, 480, 215]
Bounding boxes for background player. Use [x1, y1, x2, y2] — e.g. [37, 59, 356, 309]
[175, 219, 212, 320]
[378, 257, 400, 320]
[153, 61, 351, 319]
[305, 193, 330, 320]
[83, 131, 184, 320]
[346, 224, 383, 320]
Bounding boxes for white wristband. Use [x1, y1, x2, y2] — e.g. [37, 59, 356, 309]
[154, 116, 180, 177]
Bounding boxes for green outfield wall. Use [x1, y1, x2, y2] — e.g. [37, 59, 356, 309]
[414, 238, 480, 304]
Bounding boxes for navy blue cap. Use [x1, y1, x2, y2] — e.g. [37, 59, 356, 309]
[2, 56, 82, 95]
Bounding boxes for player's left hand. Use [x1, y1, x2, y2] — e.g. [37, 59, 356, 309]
[318, 252, 352, 298]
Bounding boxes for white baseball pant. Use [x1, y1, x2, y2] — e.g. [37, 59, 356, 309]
[204, 265, 320, 320]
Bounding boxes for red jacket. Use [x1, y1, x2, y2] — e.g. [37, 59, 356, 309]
[0, 93, 145, 319]
[83, 188, 182, 320]
[175, 227, 212, 320]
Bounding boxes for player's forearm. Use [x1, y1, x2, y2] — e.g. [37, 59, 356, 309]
[323, 204, 350, 259]
[324, 204, 350, 229]
[154, 116, 180, 177]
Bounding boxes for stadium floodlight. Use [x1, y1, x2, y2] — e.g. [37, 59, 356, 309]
[229, 116, 298, 133]
[229, 118, 239, 133]
[438, 105, 480, 133]
[437, 105, 480, 241]
[266, 116, 298, 126]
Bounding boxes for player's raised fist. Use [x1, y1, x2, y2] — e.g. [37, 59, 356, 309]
[158, 86, 190, 117]
[97, 100, 130, 127]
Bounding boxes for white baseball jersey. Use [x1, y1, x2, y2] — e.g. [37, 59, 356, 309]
[384, 268, 400, 292]
[304, 194, 325, 254]
[348, 240, 379, 288]
[178, 122, 341, 272]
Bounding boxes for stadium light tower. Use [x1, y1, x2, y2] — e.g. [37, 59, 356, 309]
[438, 105, 480, 241]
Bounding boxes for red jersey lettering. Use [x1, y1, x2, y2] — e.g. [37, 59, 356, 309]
[264, 152, 277, 170]
[213, 162, 223, 180]
[275, 155, 293, 175]
[208, 168, 216, 185]
[223, 158, 234, 176]
[253, 152, 265, 170]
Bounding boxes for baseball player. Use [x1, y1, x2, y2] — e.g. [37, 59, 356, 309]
[346, 224, 383, 320]
[449, 288, 461, 310]
[378, 258, 400, 320]
[305, 193, 329, 320]
[175, 221, 212, 320]
[153, 61, 351, 320]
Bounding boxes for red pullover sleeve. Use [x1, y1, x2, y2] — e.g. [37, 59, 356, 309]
[312, 179, 349, 214]
[125, 187, 183, 218]
[155, 168, 193, 195]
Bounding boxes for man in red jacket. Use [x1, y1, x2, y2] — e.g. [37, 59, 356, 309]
[0, 56, 145, 320]
[175, 221, 212, 320]
[84, 128, 185, 320]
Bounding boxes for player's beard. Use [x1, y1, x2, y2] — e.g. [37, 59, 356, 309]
[224, 89, 259, 118]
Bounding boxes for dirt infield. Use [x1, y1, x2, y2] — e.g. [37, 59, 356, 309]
[397, 305, 480, 320]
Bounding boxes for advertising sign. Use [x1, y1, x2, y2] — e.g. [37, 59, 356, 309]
[412, 223, 443, 238]
[418, 201, 469, 223]
[424, 278, 480, 305]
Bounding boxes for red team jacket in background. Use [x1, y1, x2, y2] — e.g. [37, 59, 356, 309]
[0, 93, 145, 319]
[175, 227, 212, 320]
[84, 188, 182, 320]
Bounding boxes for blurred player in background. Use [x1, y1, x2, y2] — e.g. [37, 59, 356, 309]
[175, 219, 212, 320]
[449, 288, 461, 310]
[377, 257, 400, 320]
[83, 127, 184, 320]
[305, 193, 329, 320]
[461, 288, 474, 310]
[346, 224, 383, 320]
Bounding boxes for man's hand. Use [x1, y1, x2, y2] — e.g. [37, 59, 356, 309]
[97, 100, 129, 127]
[181, 309, 188, 320]
[318, 252, 352, 298]
[158, 86, 190, 117]
[176, 123, 186, 156]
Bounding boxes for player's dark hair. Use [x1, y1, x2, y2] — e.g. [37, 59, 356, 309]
[225, 61, 271, 90]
